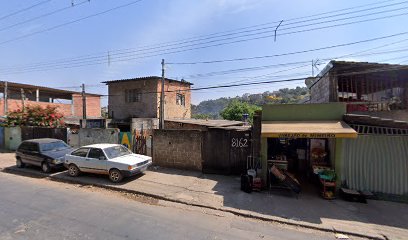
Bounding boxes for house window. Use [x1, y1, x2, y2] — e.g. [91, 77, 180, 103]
[125, 89, 141, 103]
[176, 93, 185, 106]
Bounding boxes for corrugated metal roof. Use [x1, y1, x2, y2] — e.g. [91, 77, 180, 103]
[102, 76, 193, 85]
[165, 119, 244, 127]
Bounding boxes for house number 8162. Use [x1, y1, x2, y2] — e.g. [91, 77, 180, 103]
[231, 138, 248, 148]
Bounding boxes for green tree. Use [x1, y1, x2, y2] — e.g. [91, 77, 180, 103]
[220, 100, 260, 124]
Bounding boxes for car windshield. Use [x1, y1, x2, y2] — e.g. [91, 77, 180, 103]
[40, 141, 70, 152]
[104, 145, 132, 159]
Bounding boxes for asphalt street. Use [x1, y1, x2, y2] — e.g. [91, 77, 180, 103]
[0, 172, 350, 240]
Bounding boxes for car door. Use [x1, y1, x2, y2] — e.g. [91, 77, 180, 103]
[29, 142, 43, 167]
[17, 142, 32, 165]
[68, 148, 90, 171]
[86, 148, 108, 174]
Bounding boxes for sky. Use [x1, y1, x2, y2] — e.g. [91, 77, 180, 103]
[1, 0, 408, 105]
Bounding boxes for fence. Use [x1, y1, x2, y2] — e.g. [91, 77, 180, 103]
[21, 126, 68, 142]
[119, 129, 150, 156]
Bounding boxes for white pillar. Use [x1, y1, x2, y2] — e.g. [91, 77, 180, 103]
[36, 89, 39, 102]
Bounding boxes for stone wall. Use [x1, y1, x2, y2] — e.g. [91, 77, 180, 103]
[153, 129, 202, 171]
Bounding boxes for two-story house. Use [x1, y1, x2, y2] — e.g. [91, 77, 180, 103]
[308, 60, 408, 122]
[103, 76, 192, 131]
[306, 61, 408, 196]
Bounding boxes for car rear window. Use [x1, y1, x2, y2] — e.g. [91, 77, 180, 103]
[40, 141, 69, 152]
[71, 148, 89, 157]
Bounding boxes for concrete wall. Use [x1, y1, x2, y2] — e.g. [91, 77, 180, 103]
[131, 118, 159, 135]
[78, 128, 119, 146]
[159, 80, 191, 119]
[262, 103, 347, 121]
[310, 72, 338, 104]
[108, 80, 158, 120]
[4, 127, 22, 151]
[153, 129, 202, 171]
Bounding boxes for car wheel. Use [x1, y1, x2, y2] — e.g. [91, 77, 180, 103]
[109, 169, 123, 183]
[16, 158, 25, 168]
[68, 164, 80, 177]
[41, 162, 51, 173]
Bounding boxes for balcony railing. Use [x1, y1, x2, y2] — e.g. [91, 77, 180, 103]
[346, 101, 406, 113]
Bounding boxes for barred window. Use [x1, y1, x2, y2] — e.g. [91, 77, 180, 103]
[125, 89, 141, 103]
[176, 93, 185, 106]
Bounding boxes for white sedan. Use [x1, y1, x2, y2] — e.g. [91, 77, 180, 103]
[64, 144, 152, 183]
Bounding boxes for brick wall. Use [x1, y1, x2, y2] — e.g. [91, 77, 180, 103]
[72, 94, 101, 118]
[0, 95, 100, 118]
[157, 80, 191, 119]
[0, 99, 72, 116]
[108, 80, 158, 120]
[153, 129, 202, 171]
[108, 79, 192, 120]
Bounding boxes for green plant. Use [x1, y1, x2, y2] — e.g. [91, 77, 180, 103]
[3, 105, 65, 128]
[220, 100, 260, 124]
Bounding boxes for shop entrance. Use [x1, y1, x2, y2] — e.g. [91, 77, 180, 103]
[266, 137, 336, 198]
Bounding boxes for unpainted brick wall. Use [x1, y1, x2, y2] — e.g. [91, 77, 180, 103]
[153, 129, 202, 171]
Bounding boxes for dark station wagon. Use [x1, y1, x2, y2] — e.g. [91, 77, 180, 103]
[15, 138, 73, 173]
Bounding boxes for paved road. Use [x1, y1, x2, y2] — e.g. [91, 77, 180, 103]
[0, 173, 346, 240]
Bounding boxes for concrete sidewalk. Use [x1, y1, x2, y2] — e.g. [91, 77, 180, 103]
[1, 153, 407, 240]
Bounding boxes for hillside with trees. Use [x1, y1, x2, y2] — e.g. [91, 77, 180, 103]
[192, 86, 309, 119]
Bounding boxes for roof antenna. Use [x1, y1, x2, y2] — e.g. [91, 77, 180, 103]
[274, 20, 283, 42]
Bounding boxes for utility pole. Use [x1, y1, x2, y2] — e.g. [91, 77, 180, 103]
[81, 83, 86, 120]
[4, 81, 8, 115]
[159, 59, 165, 129]
[20, 88, 25, 112]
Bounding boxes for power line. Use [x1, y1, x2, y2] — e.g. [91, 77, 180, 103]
[0, 0, 52, 21]
[0, 0, 144, 46]
[0, 0, 90, 33]
[1, 1, 407, 72]
[2, 21, 408, 76]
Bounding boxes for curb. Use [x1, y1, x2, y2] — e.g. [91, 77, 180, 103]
[1, 167, 384, 240]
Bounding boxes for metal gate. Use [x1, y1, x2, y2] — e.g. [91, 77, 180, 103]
[21, 126, 68, 142]
[342, 135, 408, 195]
[202, 128, 251, 174]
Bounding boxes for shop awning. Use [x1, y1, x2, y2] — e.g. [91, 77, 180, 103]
[261, 121, 357, 138]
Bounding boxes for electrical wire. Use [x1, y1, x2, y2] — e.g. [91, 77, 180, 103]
[0, 0, 91, 33]
[1, 1, 408, 72]
[0, 0, 52, 21]
[0, 0, 144, 46]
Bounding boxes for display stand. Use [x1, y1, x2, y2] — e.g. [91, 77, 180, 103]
[320, 178, 336, 199]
